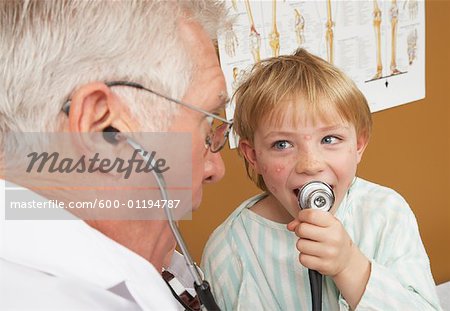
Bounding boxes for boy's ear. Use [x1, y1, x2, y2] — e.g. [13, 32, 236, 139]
[239, 139, 261, 173]
[356, 133, 369, 164]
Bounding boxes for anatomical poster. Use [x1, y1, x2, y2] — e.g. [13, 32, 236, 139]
[218, 0, 425, 148]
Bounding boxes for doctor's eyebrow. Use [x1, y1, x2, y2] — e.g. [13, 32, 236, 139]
[218, 91, 230, 107]
[211, 91, 230, 115]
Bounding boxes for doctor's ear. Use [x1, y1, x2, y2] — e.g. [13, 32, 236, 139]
[65, 82, 119, 133]
[63, 82, 131, 145]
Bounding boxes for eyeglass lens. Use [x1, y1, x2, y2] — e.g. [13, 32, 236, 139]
[209, 121, 231, 153]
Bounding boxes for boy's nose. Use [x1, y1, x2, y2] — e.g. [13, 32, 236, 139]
[295, 150, 325, 176]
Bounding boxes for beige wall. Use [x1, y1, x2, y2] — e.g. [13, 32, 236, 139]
[180, 0, 450, 285]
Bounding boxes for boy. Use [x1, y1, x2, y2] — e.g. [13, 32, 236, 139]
[202, 49, 441, 310]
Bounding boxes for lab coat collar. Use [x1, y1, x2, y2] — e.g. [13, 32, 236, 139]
[0, 181, 179, 309]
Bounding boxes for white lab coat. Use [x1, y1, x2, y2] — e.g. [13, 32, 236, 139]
[0, 181, 192, 310]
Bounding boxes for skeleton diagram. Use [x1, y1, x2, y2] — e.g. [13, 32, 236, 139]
[224, 25, 239, 58]
[294, 8, 305, 46]
[269, 0, 280, 57]
[372, 0, 383, 79]
[232, 67, 245, 94]
[231, 0, 238, 11]
[372, 0, 402, 80]
[244, 0, 261, 63]
[325, 0, 335, 64]
[404, 0, 418, 20]
[389, 0, 401, 75]
[407, 28, 418, 65]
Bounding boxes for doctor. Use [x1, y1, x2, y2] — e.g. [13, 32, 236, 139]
[0, 1, 230, 310]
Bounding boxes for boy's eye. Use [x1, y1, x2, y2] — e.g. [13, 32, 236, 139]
[321, 135, 340, 144]
[272, 140, 292, 150]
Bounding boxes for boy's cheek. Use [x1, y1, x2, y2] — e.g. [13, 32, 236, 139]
[273, 164, 286, 174]
[267, 184, 279, 194]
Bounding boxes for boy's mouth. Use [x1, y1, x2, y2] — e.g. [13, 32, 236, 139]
[293, 180, 335, 209]
[293, 183, 335, 197]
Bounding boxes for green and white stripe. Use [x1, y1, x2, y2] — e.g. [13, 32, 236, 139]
[202, 178, 442, 311]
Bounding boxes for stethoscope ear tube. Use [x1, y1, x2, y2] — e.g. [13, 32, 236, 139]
[298, 181, 335, 311]
[127, 138, 221, 311]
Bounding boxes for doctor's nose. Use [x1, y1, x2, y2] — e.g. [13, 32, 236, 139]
[295, 150, 325, 176]
[203, 151, 225, 183]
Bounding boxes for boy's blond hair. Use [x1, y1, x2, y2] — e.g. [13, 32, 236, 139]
[233, 48, 372, 191]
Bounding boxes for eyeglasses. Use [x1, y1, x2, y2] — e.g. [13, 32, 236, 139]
[63, 81, 233, 153]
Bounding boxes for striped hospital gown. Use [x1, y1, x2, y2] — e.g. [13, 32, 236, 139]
[201, 177, 442, 310]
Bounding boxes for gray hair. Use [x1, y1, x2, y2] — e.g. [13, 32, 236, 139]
[0, 0, 228, 140]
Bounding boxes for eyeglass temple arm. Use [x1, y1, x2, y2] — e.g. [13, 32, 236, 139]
[106, 81, 232, 124]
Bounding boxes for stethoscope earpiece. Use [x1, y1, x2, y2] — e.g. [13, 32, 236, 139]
[102, 126, 120, 144]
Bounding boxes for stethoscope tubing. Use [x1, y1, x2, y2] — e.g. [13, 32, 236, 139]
[126, 137, 219, 311]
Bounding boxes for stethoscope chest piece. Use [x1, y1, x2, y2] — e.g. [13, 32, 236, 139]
[297, 181, 335, 212]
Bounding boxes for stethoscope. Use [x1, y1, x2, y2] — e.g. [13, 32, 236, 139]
[63, 93, 220, 311]
[62, 90, 220, 311]
[297, 181, 335, 311]
[108, 128, 333, 311]
[123, 135, 220, 311]
[129, 126, 334, 311]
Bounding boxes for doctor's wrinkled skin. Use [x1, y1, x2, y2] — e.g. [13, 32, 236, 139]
[0, 1, 232, 310]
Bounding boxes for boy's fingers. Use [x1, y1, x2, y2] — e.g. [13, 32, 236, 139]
[296, 222, 326, 242]
[287, 219, 300, 231]
[298, 209, 333, 227]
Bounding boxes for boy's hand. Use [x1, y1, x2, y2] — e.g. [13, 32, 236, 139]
[287, 208, 354, 277]
[287, 209, 371, 309]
